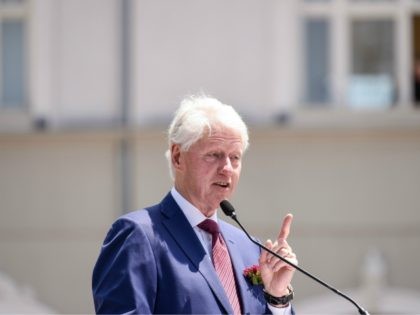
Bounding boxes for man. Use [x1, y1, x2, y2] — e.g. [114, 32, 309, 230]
[92, 96, 298, 314]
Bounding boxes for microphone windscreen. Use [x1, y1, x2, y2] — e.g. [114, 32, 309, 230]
[220, 200, 236, 217]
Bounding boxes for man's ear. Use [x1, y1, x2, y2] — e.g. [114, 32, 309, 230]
[171, 144, 183, 170]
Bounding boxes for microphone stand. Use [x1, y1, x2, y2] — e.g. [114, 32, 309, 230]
[221, 201, 369, 315]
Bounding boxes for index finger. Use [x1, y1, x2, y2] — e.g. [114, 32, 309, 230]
[278, 213, 293, 241]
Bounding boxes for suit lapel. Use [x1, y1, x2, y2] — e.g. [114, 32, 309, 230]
[159, 193, 234, 314]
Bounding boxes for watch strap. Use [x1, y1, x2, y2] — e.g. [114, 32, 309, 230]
[263, 285, 294, 306]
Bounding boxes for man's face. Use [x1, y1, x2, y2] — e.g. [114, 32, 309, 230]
[172, 126, 244, 216]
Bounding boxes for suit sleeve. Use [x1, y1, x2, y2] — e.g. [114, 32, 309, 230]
[92, 218, 157, 314]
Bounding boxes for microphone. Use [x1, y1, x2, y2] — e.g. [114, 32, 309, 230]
[220, 200, 370, 315]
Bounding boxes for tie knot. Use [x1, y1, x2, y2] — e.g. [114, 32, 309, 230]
[198, 219, 219, 236]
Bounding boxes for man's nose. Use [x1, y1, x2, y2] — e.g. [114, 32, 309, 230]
[220, 157, 233, 174]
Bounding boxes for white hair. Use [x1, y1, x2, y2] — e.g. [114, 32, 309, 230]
[165, 95, 249, 179]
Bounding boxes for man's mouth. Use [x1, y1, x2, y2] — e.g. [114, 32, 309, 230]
[214, 181, 230, 188]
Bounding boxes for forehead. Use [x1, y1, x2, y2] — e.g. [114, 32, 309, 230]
[195, 127, 244, 150]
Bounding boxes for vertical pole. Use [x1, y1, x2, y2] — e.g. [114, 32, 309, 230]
[120, 0, 132, 214]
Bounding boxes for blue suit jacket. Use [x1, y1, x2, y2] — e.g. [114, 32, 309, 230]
[92, 193, 274, 314]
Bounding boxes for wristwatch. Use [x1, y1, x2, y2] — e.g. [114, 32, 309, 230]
[263, 285, 294, 307]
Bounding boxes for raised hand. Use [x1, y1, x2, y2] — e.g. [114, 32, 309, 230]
[259, 213, 297, 297]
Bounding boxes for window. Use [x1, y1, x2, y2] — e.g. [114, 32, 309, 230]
[304, 18, 331, 105]
[348, 19, 396, 109]
[300, 0, 419, 109]
[0, 0, 27, 109]
[413, 15, 420, 105]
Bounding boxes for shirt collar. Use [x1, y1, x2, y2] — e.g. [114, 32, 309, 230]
[170, 187, 218, 228]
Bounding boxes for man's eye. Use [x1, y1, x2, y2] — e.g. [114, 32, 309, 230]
[205, 153, 219, 160]
[230, 155, 241, 162]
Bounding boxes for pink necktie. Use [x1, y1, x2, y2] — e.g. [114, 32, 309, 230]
[198, 219, 242, 315]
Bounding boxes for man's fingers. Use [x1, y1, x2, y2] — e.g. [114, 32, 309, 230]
[260, 239, 273, 263]
[268, 252, 298, 272]
[278, 213, 293, 240]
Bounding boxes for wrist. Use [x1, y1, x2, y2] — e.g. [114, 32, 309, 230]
[263, 285, 294, 308]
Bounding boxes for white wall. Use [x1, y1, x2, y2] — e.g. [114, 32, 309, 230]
[0, 133, 121, 313]
[132, 0, 300, 125]
[29, 0, 121, 127]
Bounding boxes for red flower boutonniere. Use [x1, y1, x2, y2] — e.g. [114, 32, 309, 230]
[243, 265, 263, 285]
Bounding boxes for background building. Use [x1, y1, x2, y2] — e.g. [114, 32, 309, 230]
[0, 0, 419, 313]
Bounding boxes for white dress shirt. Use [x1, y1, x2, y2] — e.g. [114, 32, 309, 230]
[170, 188, 292, 315]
